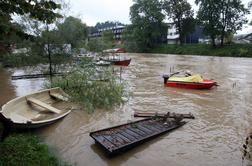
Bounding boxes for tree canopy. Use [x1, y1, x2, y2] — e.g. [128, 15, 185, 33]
[196, 0, 249, 46]
[56, 16, 88, 48]
[125, 0, 166, 52]
[0, 0, 61, 52]
[163, 0, 195, 45]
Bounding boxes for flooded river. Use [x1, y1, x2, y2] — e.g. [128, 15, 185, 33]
[1, 53, 252, 166]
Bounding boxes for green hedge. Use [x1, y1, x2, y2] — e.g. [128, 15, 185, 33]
[151, 44, 252, 57]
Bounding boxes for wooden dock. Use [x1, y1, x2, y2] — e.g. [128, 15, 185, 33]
[90, 117, 186, 156]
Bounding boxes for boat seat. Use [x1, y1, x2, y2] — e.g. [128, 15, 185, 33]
[49, 92, 69, 101]
[26, 97, 61, 114]
[10, 113, 30, 123]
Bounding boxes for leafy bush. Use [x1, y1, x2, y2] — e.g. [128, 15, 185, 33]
[150, 44, 252, 57]
[45, 59, 126, 112]
[0, 134, 69, 166]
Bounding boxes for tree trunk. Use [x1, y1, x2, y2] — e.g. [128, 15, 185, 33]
[211, 35, 216, 47]
[220, 29, 225, 46]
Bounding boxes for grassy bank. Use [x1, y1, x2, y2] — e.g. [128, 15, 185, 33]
[0, 133, 69, 166]
[151, 44, 252, 57]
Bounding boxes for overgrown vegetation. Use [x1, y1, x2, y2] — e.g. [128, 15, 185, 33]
[151, 44, 252, 57]
[0, 53, 72, 68]
[0, 133, 69, 166]
[45, 59, 126, 112]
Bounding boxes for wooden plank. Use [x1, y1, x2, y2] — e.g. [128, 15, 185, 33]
[103, 135, 122, 147]
[27, 97, 61, 114]
[93, 135, 115, 150]
[127, 127, 147, 137]
[119, 131, 136, 141]
[50, 93, 69, 101]
[134, 111, 195, 119]
[123, 129, 140, 139]
[116, 133, 131, 143]
[135, 125, 153, 134]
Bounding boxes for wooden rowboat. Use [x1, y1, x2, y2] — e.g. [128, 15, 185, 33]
[90, 117, 186, 156]
[0, 87, 71, 129]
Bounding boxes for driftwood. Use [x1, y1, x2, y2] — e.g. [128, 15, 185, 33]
[134, 111, 195, 119]
[11, 73, 63, 80]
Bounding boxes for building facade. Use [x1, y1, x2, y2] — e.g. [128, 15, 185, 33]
[89, 26, 125, 41]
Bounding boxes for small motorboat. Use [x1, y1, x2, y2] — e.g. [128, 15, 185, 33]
[0, 87, 72, 129]
[163, 72, 217, 90]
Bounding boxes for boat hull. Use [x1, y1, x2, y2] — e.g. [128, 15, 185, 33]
[0, 87, 71, 129]
[112, 59, 131, 66]
[165, 80, 216, 89]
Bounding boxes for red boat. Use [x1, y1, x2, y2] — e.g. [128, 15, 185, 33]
[163, 74, 217, 90]
[111, 58, 131, 66]
[101, 48, 131, 66]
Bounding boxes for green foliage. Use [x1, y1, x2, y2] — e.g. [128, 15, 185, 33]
[163, 0, 195, 45]
[0, 134, 69, 166]
[87, 30, 115, 52]
[46, 59, 126, 112]
[102, 30, 115, 48]
[0, 1, 61, 23]
[196, 0, 249, 46]
[56, 16, 88, 48]
[151, 44, 252, 57]
[0, 0, 62, 48]
[125, 0, 166, 52]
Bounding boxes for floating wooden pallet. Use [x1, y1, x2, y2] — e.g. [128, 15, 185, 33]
[90, 118, 186, 156]
[134, 111, 195, 119]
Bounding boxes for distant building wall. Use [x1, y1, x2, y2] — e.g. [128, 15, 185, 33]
[167, 24, 208, 44]
[89, 26, 125, 41]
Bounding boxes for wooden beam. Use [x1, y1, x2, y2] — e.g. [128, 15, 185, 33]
[27, 97, 61, 114]
[134, 111, 195, 119]
[49, 93, 69, 101]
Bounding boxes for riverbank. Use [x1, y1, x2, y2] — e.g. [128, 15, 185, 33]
[0, 132, 69, 166]
[151, 44, 252, 57]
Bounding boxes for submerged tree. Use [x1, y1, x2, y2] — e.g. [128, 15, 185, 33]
[125, 0, 166, 52]
[163, 0, 195, 45]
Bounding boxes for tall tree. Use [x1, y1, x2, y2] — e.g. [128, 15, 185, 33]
[126, 0, 166, 52]
[163, 0, 195, 45]
[196, 0, 249, 46]
[56, 16, 88, 48]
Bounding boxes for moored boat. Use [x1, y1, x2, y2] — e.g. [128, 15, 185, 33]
[163, 73, 217, 90]
[110, 58, 131, 66]
[101, 48, 131, 66]
[0, 87, 72, 129]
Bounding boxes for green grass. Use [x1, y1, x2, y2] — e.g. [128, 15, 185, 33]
[0, 133, 69, 166]
[151, 44, 252, 57]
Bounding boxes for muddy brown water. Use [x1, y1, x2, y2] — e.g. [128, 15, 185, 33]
[1, 53, 252, 166]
